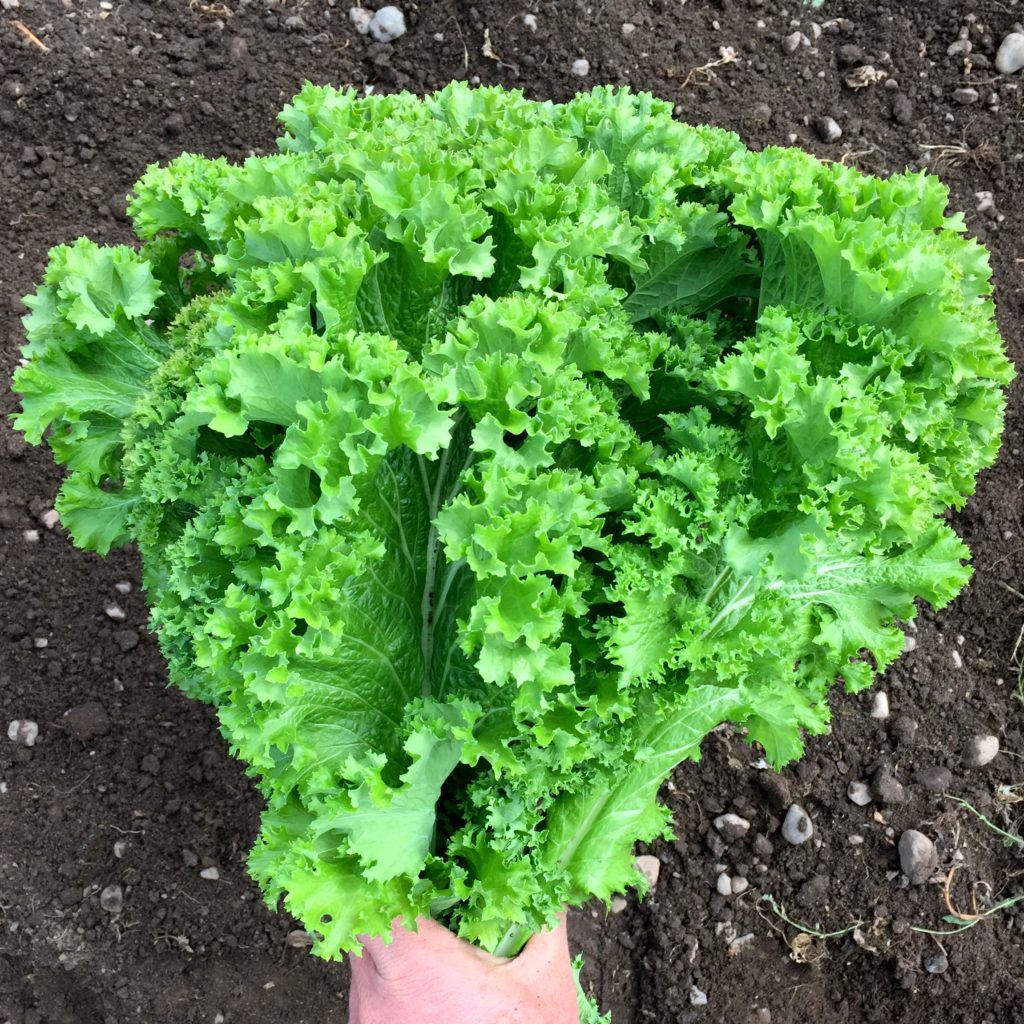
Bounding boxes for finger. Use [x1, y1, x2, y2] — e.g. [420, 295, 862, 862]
[512, 911, 570, 969]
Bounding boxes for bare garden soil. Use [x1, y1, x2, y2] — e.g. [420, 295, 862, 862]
[1, 1, 1023, 1022]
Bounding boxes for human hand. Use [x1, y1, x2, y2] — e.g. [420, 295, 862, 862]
[348, 915, 580, 1024]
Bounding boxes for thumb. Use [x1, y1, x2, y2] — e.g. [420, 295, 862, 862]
[510, 912, 570, 970]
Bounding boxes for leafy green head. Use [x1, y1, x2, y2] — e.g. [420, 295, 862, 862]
[12, 83, 1012, 956]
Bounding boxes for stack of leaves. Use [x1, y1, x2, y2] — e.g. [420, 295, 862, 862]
[13, 84, 1011, 963]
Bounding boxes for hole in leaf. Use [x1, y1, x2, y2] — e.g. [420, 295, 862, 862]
[321, 913, 333, 924]
[309, 290, 326, 335]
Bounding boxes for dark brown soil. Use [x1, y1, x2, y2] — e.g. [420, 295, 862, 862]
[1, 1, 1022, 1023]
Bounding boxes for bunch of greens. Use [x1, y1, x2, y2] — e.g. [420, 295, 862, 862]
[13, 84, 1011, 969]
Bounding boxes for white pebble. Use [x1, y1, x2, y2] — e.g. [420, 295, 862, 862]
[870, 691, 890, 719]
[571, 57, 590, 77]
[621, 22, 636, 37]
[731, 875, 749, 895]
[848, 834, 865, 846]
[950, 649, 963, 669]
[99, 884, 123, 913]
[963, 734, 999, 767]
[348, 6, 372, 33]
[522, 13, 537, 32]
[899, 829, 937, 885]
[716, 872, 732, 896]
[23, 529, 39, 543]
[113, 839, 128, 859]
[690, 986, 708, 1007]
[105, 604, 126, 621]
[115, 581, 132, 595]
[610, 894, 628, 914]
[847, 781, 872, 806]
[815, 116, 843, 143]
[40, 509, 60, 529]
[634, 854, 660, 891]
[33, 637, 48, 649]
[995, 32, 1024, 75]
[368, 5, 406, 42]
[904, 635, 917, 652]
[713, 812, 751, 840]
[200, 866, 220, 880]
[781, 804, 813, 845]
[7, 720, 39, 747]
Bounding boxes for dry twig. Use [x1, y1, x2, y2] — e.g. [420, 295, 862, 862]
[12, 19, 49, 52]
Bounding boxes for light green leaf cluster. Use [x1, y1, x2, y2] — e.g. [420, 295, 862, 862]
[12, 83, 1012, 962]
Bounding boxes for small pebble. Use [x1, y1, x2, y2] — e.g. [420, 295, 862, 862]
[226, 36, 249, 62]
[635, 854, 660, 891]
[731, 876, 749, 895]
[690, 986, 708, 1007]
[40, 509, 60, 529]
[871, 765, 906, 805]
[892, 93, 913, 125]
[815, 116, 842, 142]
[610, 894, 628, 914]
[62, 702, 110, 742]
[963, 735, 999, 767]
[848, 834, 865, 846]
[995, 32, 1024, 75]
[369, 6, 406, 42]
[621, 22, 636, 38]
[7, 720, 39, 747]
[899, 829, 938, 885]
[781, 31, 802, 54]
[781, 804, 813, 845]
[286, 929, 314, 947]
[23, 528, 40, 543]
[99, 884, 124, 914]
[200, 866, 220, 881]
[913, 766, 953, 792]
[713, 813, 751, 842]
[924, 952, 949, 974]
[870, 691, 890, 719]
[105, 604, 126, 621]
[716, 872, 732, 896]
[522, 13, 537, 32]
[890, 716, 918, 747]
[952, 87, 980, 105]
[348, 6, 372, 33]
[115, 581, 132, 595]
[571, 58, 590, 77]
[950, 649, 963, 669]
[947, 39, 972, 57]
[113, 839, 128, 859]
[847, 780, 872, 806]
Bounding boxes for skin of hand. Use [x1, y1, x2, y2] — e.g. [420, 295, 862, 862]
[348, 915, 580, 1024]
